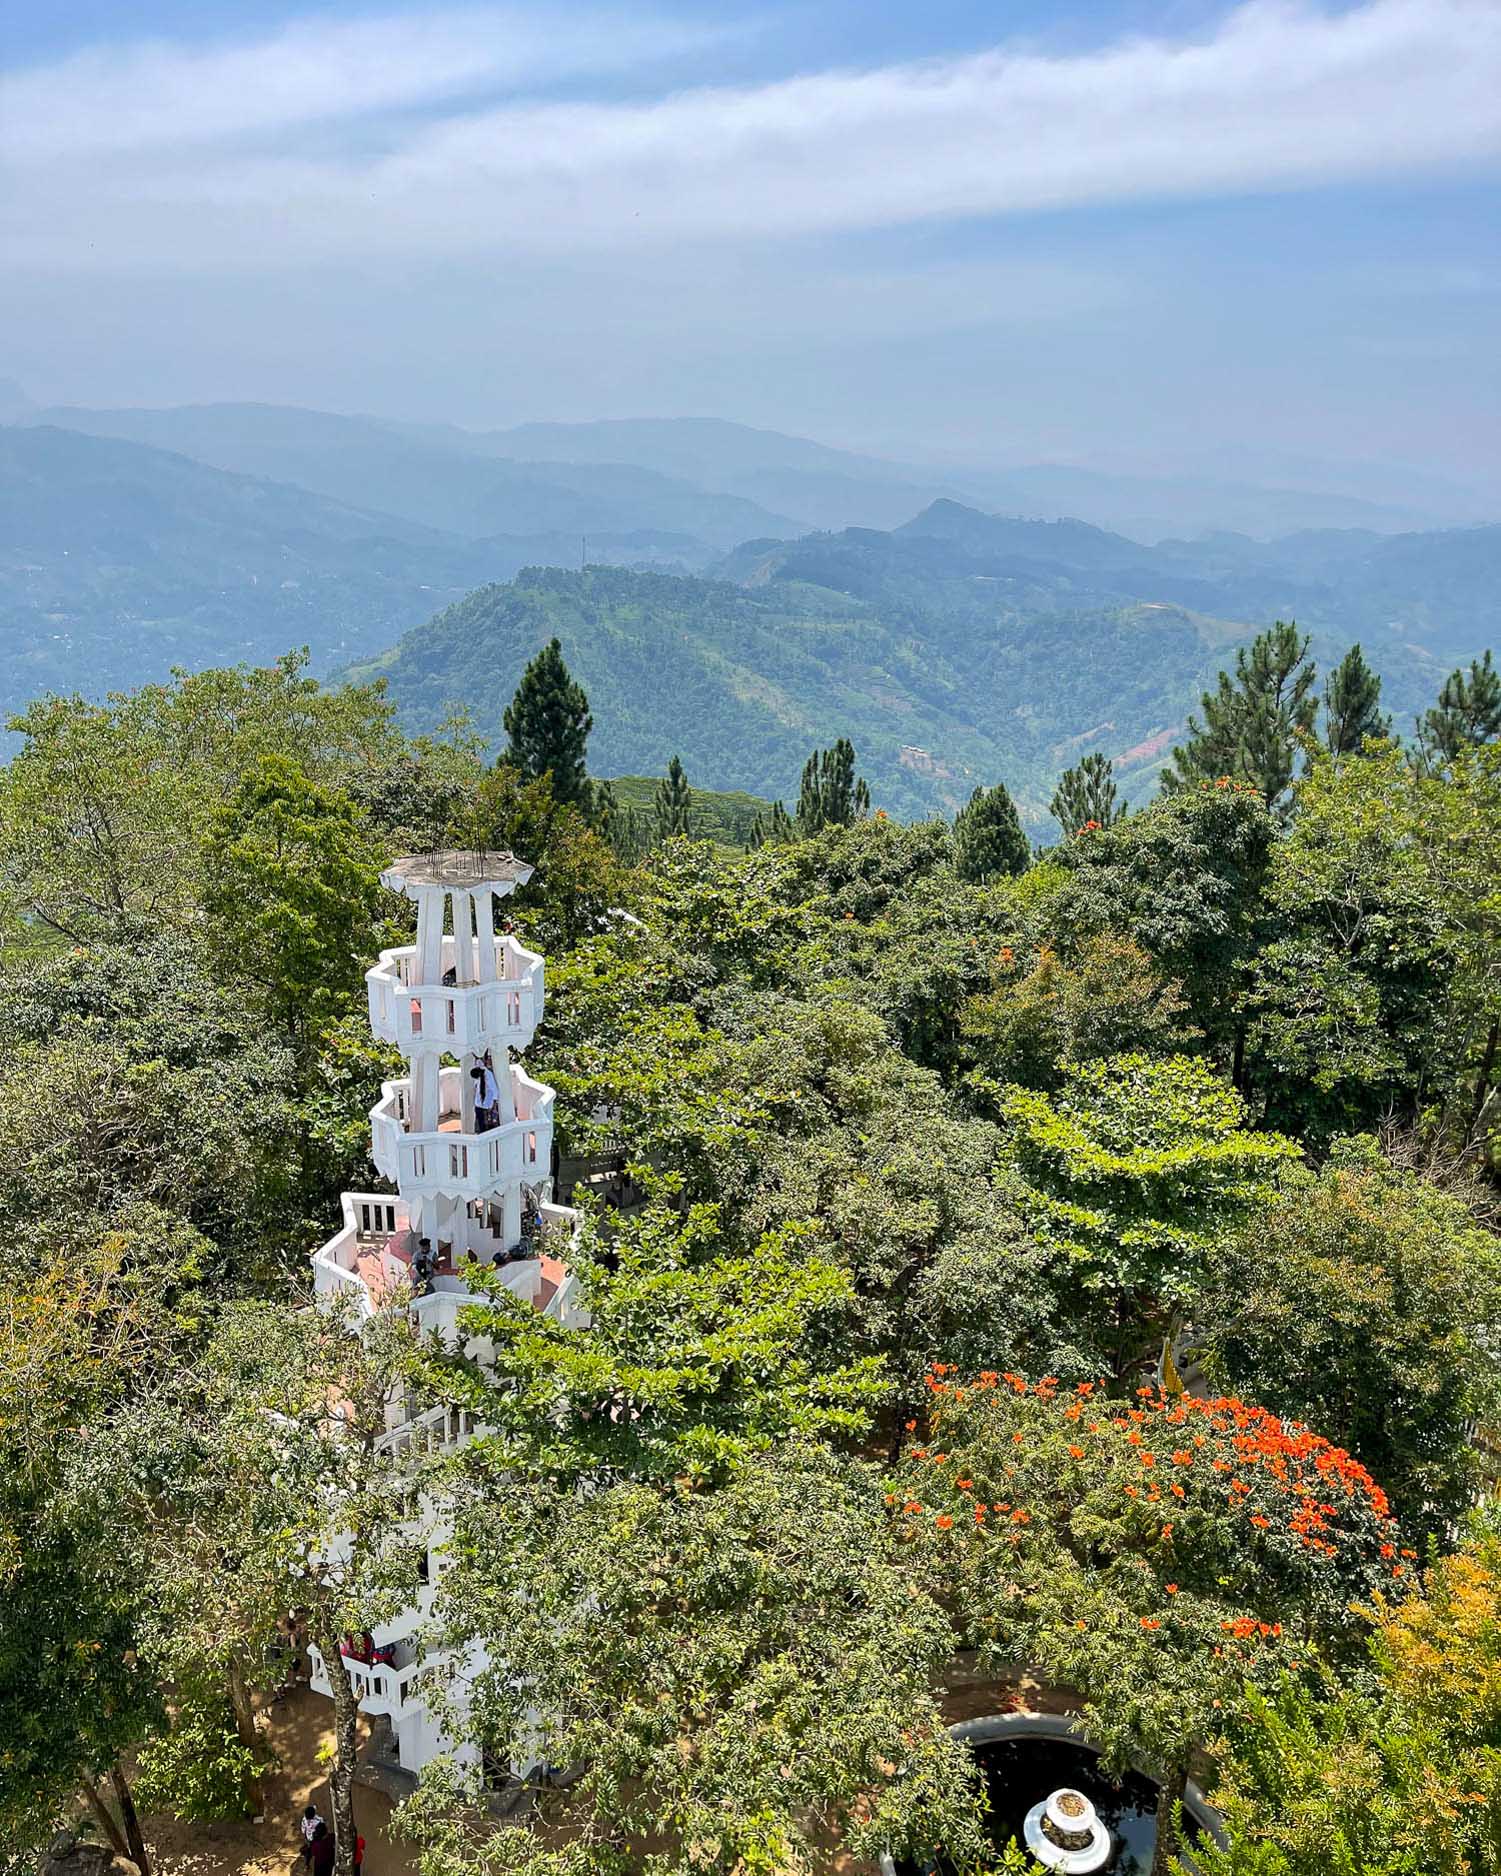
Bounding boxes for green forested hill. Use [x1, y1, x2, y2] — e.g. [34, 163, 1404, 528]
[355, 504, 1499, 826]
[346, 561, 1247, 822]
[7, 413, 1495, 828]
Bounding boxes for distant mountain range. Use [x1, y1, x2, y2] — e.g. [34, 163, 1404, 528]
[0, 424, 741, 717]
[12, 398, 1491, 548]
[1, 406, 1495, 828]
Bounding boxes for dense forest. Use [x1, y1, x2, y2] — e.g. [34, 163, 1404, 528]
[1, 626, 1499, 1876]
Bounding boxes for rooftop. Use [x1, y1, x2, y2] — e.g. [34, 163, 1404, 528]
[382, 848, 535, 895]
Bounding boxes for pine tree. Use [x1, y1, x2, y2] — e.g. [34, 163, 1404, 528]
[795, 738, 869, 834]
[1419, 650, 1501, 767]
[953, 782, 1030, 883]
[1323, 644, 1389, 757]
[654, 755, 693, 840]
[1050, 753, 1125, 839]
[502, 638, 594, 810]
[608, 802, 652, 864]
[1166, 621, 1317, 812]
[751, 801, 796, 848]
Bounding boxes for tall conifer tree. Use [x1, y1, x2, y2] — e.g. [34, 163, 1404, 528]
[1420, 650, 1501, 767]
[502, 638, 594, 810]
[655, 755, 693, 840]
[795, 739, 869, 834]
[1166, 620, 1316, 812]
[953, 781, 1030, 882]
[1323, 644, 1389, 757]
[1050, 752, 1125, 838]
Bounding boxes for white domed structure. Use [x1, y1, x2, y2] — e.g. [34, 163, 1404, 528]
[1022, 1787, 1113, 1873]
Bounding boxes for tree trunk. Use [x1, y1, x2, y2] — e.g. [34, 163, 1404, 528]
[317, 1627, 360, 1876]
[109, 1762, 152, 1876]
[1150, 1759, 1189, 1876]
[227, 1656, 266, 1818]
[80, 1778, 129, 1860]
[1467, 1019, 1499, 1143]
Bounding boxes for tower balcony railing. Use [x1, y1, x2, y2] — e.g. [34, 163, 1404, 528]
[308, 1633, 447, 1723]
[311, 1192, 581, 1328]
[369, 1064, 554, 1201]
[367, 934, 545, 1055]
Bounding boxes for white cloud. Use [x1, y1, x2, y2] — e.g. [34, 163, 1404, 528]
[0, 7, 717, 160]
[3, 0, 1499, 267]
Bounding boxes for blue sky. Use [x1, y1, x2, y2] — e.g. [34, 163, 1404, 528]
[3, 0, 1499, 503]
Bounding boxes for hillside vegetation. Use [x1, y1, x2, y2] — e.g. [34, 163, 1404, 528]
[6, 415, 1497, 822]
[604, 774, 770, 847]
[355, 506, 1501, 822]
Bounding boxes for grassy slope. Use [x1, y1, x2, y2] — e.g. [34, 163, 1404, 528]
[604, 775, 773, 847]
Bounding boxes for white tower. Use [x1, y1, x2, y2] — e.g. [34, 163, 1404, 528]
[305, 850, 582, 1782]
[313, 849, 574, 1322]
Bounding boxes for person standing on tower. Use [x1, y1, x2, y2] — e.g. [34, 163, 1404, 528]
[472, 1056, 501, 1132]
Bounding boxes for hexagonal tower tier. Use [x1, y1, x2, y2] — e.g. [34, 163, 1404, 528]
[313, 849, 568, 1314]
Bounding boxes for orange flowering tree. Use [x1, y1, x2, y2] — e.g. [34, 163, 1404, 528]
[893, 1370, 1406, 1876]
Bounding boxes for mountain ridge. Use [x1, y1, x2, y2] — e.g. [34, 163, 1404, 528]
[14, 398, 1488, 543]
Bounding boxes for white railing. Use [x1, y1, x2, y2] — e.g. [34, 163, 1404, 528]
[311, 1193, 410, 1316]
[308, 1645, 435, 1721]
[377, 1402, 479, 1462]
[367, 935, 545, 1056]
[369, 1066, 554, 1200]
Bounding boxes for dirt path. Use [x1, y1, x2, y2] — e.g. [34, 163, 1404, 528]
[141, 1690, 421, 1876]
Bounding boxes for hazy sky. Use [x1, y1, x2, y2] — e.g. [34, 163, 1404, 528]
[3, 0, 1499, 496]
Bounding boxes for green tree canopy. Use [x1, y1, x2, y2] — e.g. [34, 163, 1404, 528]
[1245, 743, 1501, 1143]
[1420, 648, 1501, 768]
[985, 1054, 1299, 1375]
[1322, 642, 1390, 757]
[1197, 1527, 1501, 1876]
[201, 753, 384, 1045]
[953, 781, 1030, 882]
[1166, 621, 1316, 811]
[795, 737, 870, 834]
[502, 636, 595, 809]
[108, 1301, 439, 1876]
[1202, 1142, 1501, 1536]
[413, 1450, 985, 1876]
[654, 752, 693, 840]
[1050, 751, 1125, 838]
[425, 1199, 883, 1488]
[961, 933, 1195, 1090]
[0, 1245, 180, 1869]
[1052, 785, 1276, 1053]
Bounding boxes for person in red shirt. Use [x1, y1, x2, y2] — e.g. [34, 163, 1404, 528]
[308, 1822, 335, 1876]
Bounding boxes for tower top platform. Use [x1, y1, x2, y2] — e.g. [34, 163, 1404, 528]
[381, 849, 534, 897]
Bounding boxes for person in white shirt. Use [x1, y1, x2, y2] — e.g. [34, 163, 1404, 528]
[471, 1059, 501, 1131]
[299, 1805, 326, 1867]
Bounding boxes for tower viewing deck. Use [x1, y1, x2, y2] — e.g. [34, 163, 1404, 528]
[312, 848, 578, 1325]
